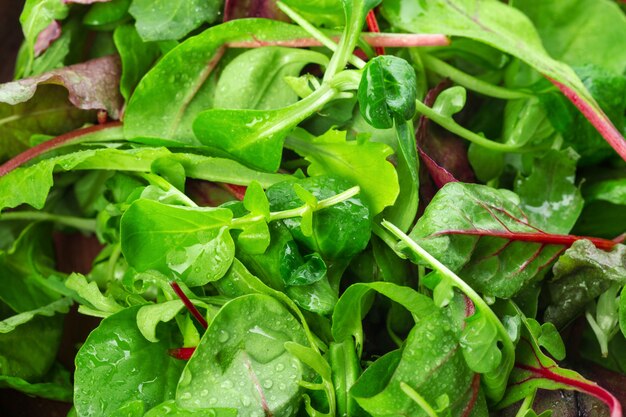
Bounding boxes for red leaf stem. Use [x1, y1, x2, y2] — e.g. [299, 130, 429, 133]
[436, 229, 617, 251]
[226, 33, 449, 49]
[461, 374, 481, 417]
[366, 10, 385, 56]
[168, 347, 196, 360]
[0, 121, 122, 177]
[548, 78, 626, 163]
[169, 281, 208, 329]
[222, 183, 247, 201]
[516, 363, 623, 417]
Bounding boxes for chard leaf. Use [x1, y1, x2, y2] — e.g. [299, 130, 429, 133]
[129, 0, 222, 42]
[214, 47, 329, 111]
[544, 240, 626, 328]
[514, 148, 583, 234]
[120, 199, 235, 286]
[408, 182, 568, 298]
[18, 0, 69, 77]
[0, 55, 123, 119]
[286, 128, 399, 215]
[74, 306, 185, 417]
[124, 19, 314, 147]
[499, 307, 621, 417]
[381, 0, 626, 161]
[176, 294, 310, 416]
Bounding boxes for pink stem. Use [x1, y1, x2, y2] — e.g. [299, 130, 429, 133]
[168, 347, 196, 360]
[516, 364, 623, 417]
[222, 183, 247, 201]
[437, 229, 617, 250]
[170, 281, 208, 329]
[548, 78, 626, 163]
[0, 121, 122, 177]
[366, 11, 385, 56]
[227, 33, 449, 49]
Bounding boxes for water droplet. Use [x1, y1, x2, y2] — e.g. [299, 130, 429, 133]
[278, 383, 286, 391]
[221, 380, 233, 389]
[180, 392, 192, 400]
[241, 396, 251, 407]
[200, 389, 209, 397]
[263, 379, 273, 389]
[218, 330, 230, 343]
[275, 363, 285, 372]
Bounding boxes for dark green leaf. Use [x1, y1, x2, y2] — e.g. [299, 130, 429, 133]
[0, 362, 72, 401]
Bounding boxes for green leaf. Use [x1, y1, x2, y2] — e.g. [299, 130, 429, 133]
[18, 0, 69, 77]
[65, 273, 124, 316]
[120, 199, 235, 286]
[0, 223, 60, 313]
[74, 306, 185, 417]
[266, 176, 371, 260]
[280, 0, 345, 27]
[243, 181, 270, 220]
[0, 362, 72, 401]
[286, 128, 399, 215]
[514, 148, 583, 234]
[144, 401, 237, 417]
[136, 300, 186, 343]
[544, 240, 626, 328]
[350, 308, 477, 417]
[408, 182, 565, 298]
[215, 47, 329, 111]
[621, 288, 626, 339]
[460, 311, 502, 373]
[357, 55, 418, 129]
[84, 0, 131, 27]
[0, 297, 71, 333]
[129, 0, 222, 42]
[431, 86, 467, 118]
[124, 19, 315, 147]
[176, 294, 310, 416]
[113, 24, 160, 101]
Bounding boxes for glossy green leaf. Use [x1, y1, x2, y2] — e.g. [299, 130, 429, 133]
[65, 273, 124, 316]
[176, 294, 310, 416]
[357, 55, 418, 129]
[124, 19, 314, 147]
[120, 199, 235, 286]
[84, 0, 131, 27]
[544, 240, 626, 328]
[136, 300, 186, 343]
[144, 401, 237, 417]
[408, 182, 565, 298]
[74, 306, 185, 417]
[460, 311, 501, 374]
[215, 47, 329, 111]
[286, 128, 399, 215]
[129, 0, 222, 42]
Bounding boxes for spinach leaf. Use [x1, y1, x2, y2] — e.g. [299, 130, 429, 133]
[84, 0, 132, 28]
[123, 19, 314, 147]
[144, 401, 236, 417]
[214, 47, 329, 111]
[129, 0, 222, 42]
[176, 294, 310, 416]
[544, 240, 626, 328]
[74, 306, 185, 417]
[285, 128, 399, 215]
[120, 199, 235, 286]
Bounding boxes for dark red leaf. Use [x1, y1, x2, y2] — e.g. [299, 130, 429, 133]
[34, 20, 61, 57]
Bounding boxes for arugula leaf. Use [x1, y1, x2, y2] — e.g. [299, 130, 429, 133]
[129, 0, 222, 42]
[74, 306, 185, 417]
[176, 294, 310, 416]
[544, 240, 626, 328]
[286, 128, 399, 215]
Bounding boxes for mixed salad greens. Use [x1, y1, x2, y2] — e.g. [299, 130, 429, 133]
[1, 0, 626, 416]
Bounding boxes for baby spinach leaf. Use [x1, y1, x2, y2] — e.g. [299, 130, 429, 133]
[381, 0, 626, 161]
[74, 306, 185, 417]
[0, 55, 124, 119]
[286, 276, 338, 316]
[357, 55, 418, 129]
[350, 308, 477, 417]
[544, 240, 626, 328]
[514, 148, 583, 234]
[120, 199, 235, 286]
[408, 182, 566, 298]
[113, 24, 160, 101]
[286, 128, 398, 215]
[18, 0, 69, 77]
[176, 294, 310, 416]
[84, 0, 131, 27]
[266, 176, 371, 260]
[124, 19, 313, 147]
[214, 47, 329, 111]
[129, 0, 222, 42]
